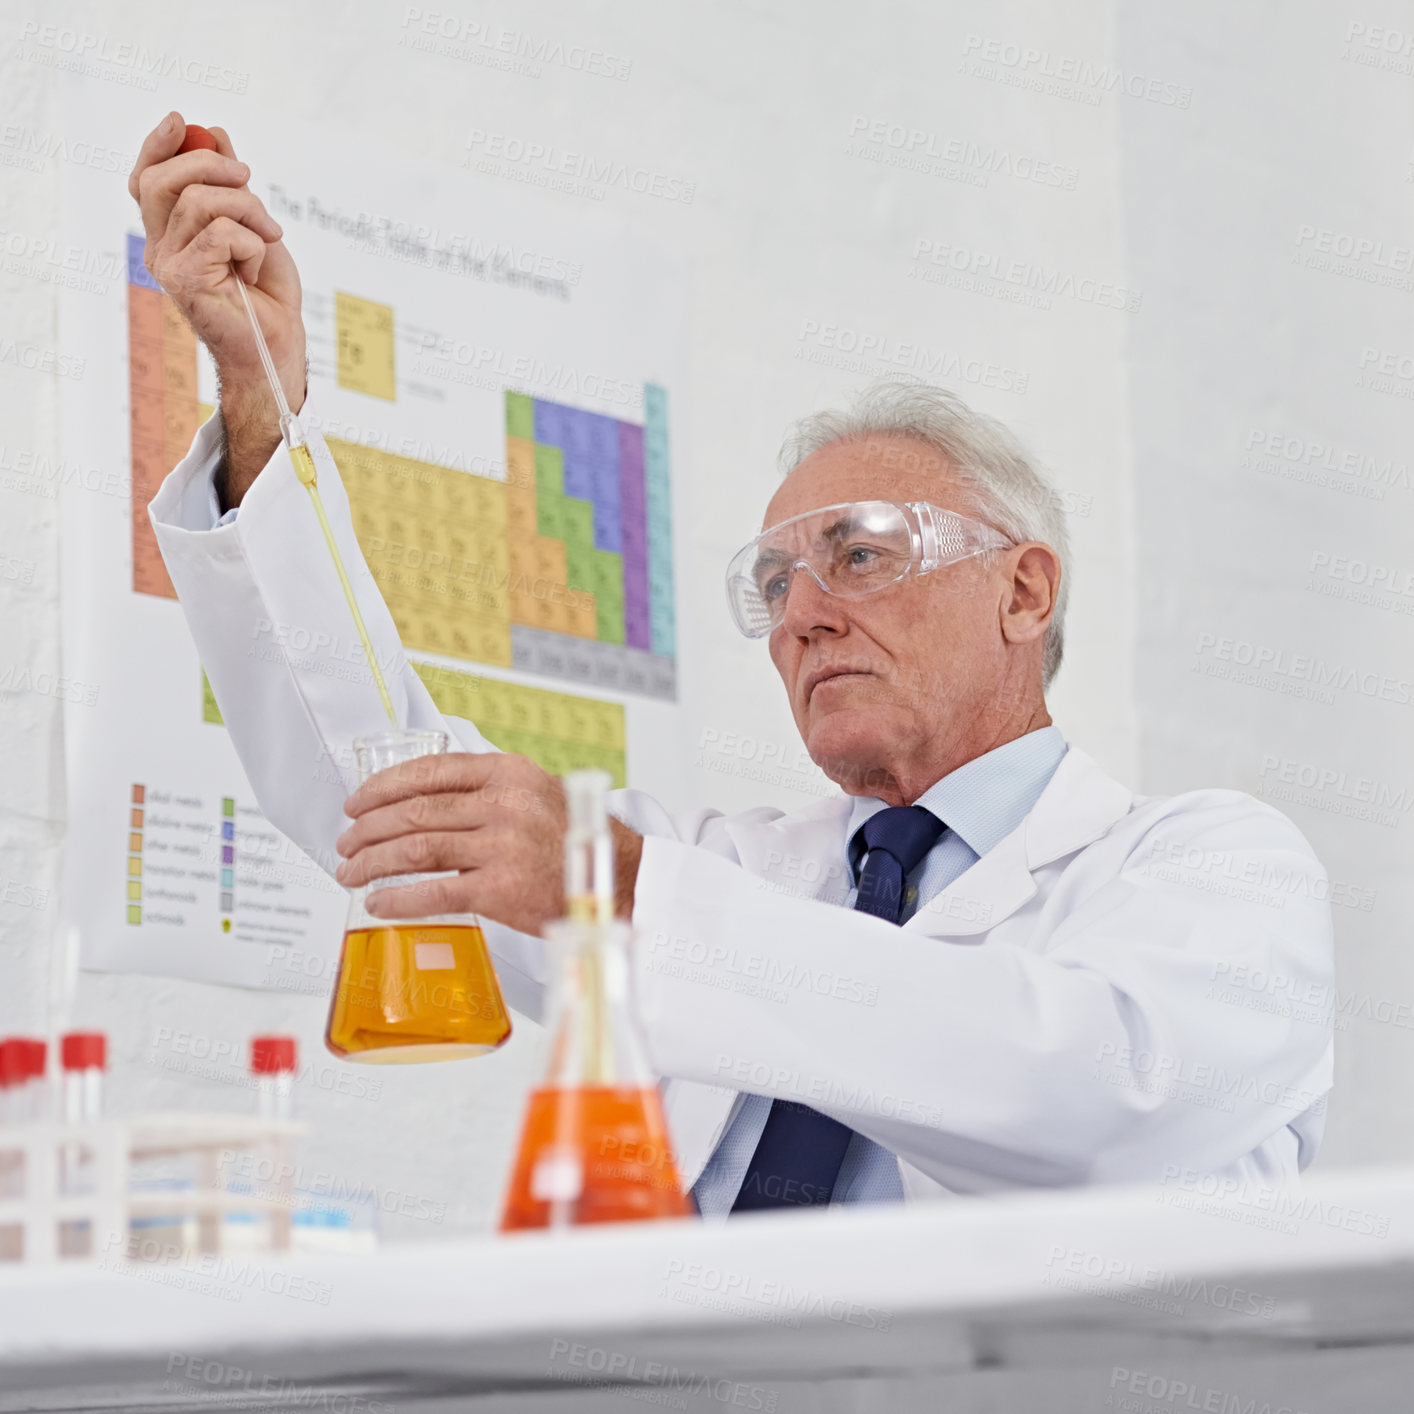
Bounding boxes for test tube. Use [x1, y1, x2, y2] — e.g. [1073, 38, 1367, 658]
[250, 1036, 297, 1251]
[58, 1033, 105, 1249]
[60, 1032, 106, 1124]
[0, 1041, 22, 1207]
[250, 1036, 297, 1121]
[0, 1040, 17, 1127]
[5, 1040, 48, 1124]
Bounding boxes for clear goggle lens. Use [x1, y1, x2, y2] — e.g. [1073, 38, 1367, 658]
[725, 501, 1007, 637]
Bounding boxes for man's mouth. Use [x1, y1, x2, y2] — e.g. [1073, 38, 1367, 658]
[804, 666, 873, 702]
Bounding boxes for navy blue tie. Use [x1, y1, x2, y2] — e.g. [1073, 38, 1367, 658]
[731, 805, 946, 1213]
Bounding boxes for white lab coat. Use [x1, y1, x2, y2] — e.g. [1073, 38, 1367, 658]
[150, 414, 1335, 1203]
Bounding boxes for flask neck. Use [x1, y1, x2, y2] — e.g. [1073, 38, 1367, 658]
[542, 921, 654, 1091]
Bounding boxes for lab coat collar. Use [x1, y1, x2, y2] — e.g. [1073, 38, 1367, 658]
[901, 743, 1134, 938]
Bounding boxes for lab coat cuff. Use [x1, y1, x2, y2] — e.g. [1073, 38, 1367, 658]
[146, 408, 227, 534]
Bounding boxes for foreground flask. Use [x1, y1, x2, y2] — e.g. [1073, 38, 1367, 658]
[325, 729, 513, 1063]
[499, 771, 691, 1229]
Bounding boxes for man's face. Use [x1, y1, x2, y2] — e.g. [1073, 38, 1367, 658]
[763, 435, 1011, 797]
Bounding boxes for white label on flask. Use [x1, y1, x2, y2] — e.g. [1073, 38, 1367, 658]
[530, 1152, 584, 1202]
[414, 941, 457, 970]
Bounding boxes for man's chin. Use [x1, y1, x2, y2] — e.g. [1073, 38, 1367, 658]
[804, 711, 899, 796]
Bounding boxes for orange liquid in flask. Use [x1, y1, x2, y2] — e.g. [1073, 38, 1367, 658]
[325, 923, 512, 1063]
[500, 1084, 693, 1230]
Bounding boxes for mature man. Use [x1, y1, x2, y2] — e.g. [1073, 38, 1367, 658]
[135, 113, 1334, 1216]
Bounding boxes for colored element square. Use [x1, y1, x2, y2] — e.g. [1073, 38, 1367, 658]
[221, 845, 234, 865]
[127, 856, 142, 877]
[127, 905, 141, 925]
[132, 784, 145, 804]
[129, 832, 142, 853]
[220, 892, 233, 911]
[127, 882, 141, 900]
[221, 868, 233, 888]
[221, 821, 234, 840]
[221, 798, 235, 817]
[506, 390, 535, 441]
[336, 291, 396, 400]
[130, 808, 143, 828]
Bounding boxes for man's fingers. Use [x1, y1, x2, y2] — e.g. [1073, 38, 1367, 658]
[165, 184, 282, 253]
[344, 752, 504, 818]
[338, 792, 490, 857]
[233, 250, 264, 288]
[128, 110, 185, 201]
[337, 830, 490, 888]
[184, 217, 266, 281]
[364, 875, 471, 921]
[207, 125, 238, 161]
[135, 150, 251, 241]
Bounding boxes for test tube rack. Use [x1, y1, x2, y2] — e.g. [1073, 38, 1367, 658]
[0, 1112, 305, 1266]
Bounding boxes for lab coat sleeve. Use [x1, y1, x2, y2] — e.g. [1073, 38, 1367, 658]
[148, 410, 557, 1010]
[629, 792, 1335, 1186]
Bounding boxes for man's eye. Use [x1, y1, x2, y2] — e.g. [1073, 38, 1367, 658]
[847, 545, 880, 565]
[760, 573, 790, 601]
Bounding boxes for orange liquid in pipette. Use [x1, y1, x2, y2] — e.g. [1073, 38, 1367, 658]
[325, 924, 512, 1062]
[499, 1085, 693, 1229]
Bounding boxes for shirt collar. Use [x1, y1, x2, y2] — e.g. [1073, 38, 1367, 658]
[846, 725, 1068, 880]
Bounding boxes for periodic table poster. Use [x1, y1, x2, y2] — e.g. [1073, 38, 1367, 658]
[56, 92, 686, 991]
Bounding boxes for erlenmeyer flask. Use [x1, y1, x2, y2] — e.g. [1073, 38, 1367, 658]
[499, 771, 691, 1229]
[325, 729, 513, 1063]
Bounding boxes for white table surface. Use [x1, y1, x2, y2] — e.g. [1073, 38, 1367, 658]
[3, 1165, 1413, 1412]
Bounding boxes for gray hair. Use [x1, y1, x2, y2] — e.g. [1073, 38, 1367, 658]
[777, 379, 1071, 688]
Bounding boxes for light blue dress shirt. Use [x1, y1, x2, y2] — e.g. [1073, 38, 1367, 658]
[214, 488, 239, 528]
[691, 725, 1069, 1218]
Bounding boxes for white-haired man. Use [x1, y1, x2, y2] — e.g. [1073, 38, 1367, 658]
[135, 113, 1334, 1216]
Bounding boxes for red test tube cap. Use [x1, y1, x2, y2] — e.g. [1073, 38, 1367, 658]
[251, 1036, 297, 1074]
[4, 1038, 47, 1081]
[61, 1031, 107, 1071]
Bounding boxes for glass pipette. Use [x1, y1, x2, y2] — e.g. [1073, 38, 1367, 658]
[231, 266, 397, 724]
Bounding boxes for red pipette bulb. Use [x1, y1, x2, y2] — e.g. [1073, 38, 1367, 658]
[178, 124, 218, 154]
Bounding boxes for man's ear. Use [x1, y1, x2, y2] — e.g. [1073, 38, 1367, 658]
[999, 542, 1061, 648]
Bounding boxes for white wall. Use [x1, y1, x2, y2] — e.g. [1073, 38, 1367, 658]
[1118, 0, 1414, 1167]
[9, 0, 1396, 1237]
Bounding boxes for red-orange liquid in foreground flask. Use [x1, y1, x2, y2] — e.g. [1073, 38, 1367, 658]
[500, 1082, 690, 1228]
[500, 771, 691, 1229]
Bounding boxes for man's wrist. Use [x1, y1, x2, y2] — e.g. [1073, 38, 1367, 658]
[215, 364, 307, 510]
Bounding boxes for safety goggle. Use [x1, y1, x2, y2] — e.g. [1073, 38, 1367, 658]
[725, 500, 1011, 638]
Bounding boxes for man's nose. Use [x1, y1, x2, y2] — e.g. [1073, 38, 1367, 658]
[779, 561, 848, 637]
